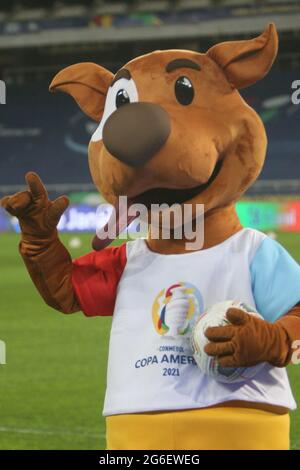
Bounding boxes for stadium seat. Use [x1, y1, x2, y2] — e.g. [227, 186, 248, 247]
[176, 0, 211, 10]
[135, 1, 170, 13]
[12, 8, 47, 21]
[52, 4, 88, 18]
[93, 1, 128, 16]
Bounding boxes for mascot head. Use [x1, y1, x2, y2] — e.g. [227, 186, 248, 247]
[50, 24, 278, 249]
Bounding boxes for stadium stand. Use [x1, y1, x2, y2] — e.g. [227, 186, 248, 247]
[0, 70, 298, 191]
[0, 1, 299, 40]
[0, 0, 299, 196]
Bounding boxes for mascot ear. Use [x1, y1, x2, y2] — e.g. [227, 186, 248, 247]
[207, 23, 278, 89]
[49, 62, 113, 122]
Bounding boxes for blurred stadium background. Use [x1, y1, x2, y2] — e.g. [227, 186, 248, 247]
[0, 0, 300, 450]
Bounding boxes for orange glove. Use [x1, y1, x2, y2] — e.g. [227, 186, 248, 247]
[204, 306, 300, 368]
[1, 172, 79, 313]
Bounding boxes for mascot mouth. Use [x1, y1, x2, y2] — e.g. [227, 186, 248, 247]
[132, 159, 223, 207]
[93, 159, 223, 251]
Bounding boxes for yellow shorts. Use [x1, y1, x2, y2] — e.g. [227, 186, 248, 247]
[106, 406, 290, 450]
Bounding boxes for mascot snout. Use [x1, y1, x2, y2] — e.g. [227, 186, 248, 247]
[102, 102, 171, 167]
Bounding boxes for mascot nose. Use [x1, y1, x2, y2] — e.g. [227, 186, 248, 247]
[102, 102, 171, 167]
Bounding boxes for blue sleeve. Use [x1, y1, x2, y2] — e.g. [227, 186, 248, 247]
[250, 237, 300, 322]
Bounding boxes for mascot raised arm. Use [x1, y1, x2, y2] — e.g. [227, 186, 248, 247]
[2, 24, 300, 450]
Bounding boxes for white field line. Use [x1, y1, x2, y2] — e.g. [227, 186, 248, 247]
[0, 425, 104, 439]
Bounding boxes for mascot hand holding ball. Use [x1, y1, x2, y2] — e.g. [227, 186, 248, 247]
[2, 23, 300, 450]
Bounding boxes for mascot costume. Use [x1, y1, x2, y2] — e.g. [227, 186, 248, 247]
[2, 23, 300, 450]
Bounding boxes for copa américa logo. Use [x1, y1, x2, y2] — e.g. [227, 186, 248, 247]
[0, 80, 6, 105]
[152, 282, 203, 338]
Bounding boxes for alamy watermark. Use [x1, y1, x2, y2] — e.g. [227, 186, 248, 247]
[0, 80, 6, 104]
[0, 340, 6, 365]
[291, 340, 300, 365]
[96, 196, 205, 250]
[291, 80, 300, 105]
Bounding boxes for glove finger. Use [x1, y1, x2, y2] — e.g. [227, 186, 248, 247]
[218, 355, 237, 368]
[226, 308, 248, 326]
[26, 172, 48, 200]
[204, 341, 234, 357]
[205, 325, 235, 342]
[0, 191, 32, 215]
[48, 196, 69, 226]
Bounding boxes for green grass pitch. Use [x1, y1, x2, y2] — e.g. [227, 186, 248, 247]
[0, 231, 299, 450]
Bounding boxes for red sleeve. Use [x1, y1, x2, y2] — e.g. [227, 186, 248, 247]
[72, 243, 127, 317]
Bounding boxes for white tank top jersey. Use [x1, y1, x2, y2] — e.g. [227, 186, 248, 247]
[103, 228, 299, 416]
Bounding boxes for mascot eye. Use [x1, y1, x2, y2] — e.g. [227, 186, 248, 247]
[175, 76, 194, 105]
[116, 89, 130, 108]
[91, 77, 138, 142]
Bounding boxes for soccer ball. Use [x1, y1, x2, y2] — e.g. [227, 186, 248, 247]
[191, 300, 266, 383]
[68, 237, 82, 249]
